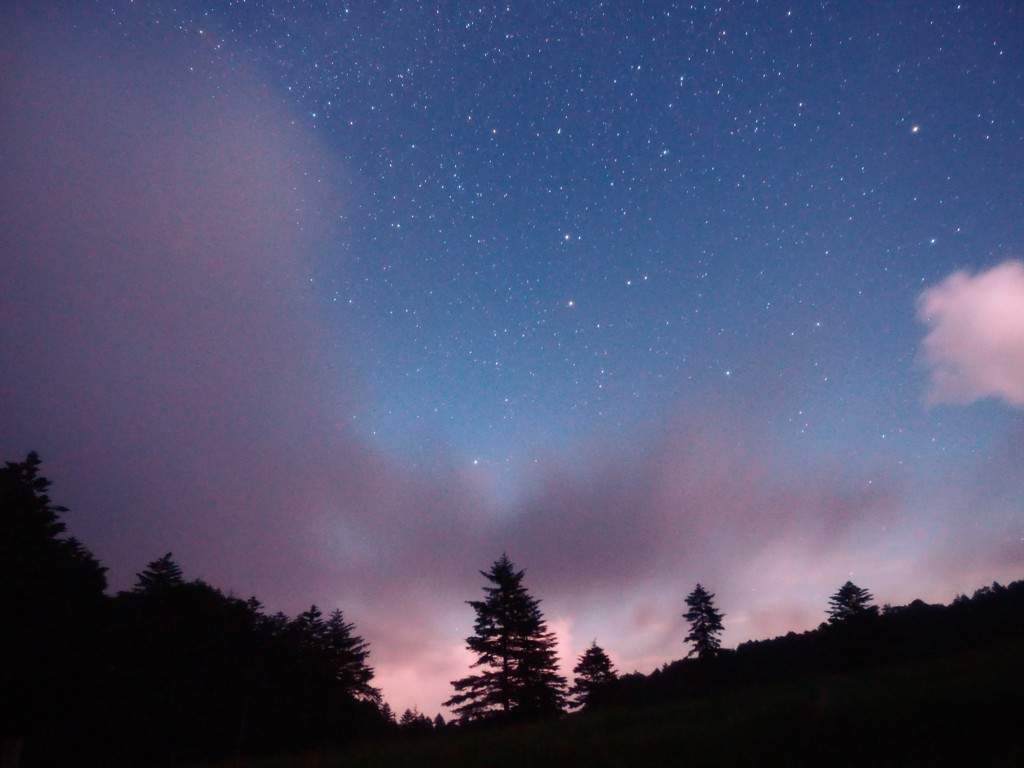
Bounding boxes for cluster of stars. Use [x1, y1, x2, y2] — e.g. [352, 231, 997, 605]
[109, 0, 1024, 471]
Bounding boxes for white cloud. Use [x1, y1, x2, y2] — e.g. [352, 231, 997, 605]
[918, 261, 1024, 407]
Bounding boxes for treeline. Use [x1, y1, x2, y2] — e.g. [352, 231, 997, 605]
[606, 579, 1024, 709]
[3, 452, 1023, 765]
[0, 453, 389, 767]
[440, 555, 1022, 724]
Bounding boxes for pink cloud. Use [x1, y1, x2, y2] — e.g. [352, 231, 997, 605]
[918, 261, 1024, 407]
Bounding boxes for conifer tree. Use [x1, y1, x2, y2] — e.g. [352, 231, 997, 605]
[291, 604, 327, 645]
[399, 706, 433, 732]
[569, 641, 617, 709]
[683, 583, 725, 659]
[324, 608, 380, 702]
[445, 554, 567, 721]
[133, 552, 184, 591]
[289, 605, 380, 702]
[1, 451, 67, 542]
[399, 707, 419, 726]
[1, 452, 107, 764]
[827, 581, 877, 623]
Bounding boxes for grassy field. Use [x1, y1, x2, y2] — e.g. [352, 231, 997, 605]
[189, 639, 1023, 767]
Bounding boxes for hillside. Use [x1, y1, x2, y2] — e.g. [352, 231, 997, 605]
[192, 636, 1023, 767]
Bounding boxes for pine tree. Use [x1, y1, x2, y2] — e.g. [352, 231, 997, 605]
[399, 707, 419, 726]
[683, 583, 725, 659]
[288, 605, 380, 702]
[291, 604, 327, 646]
[445, 554, 567, 722]
[827, 581, 877, 624]
[0, 451, 67, 542]
[133, 552, 184, 591]
[324, 608, 380, 703]
[1, 453, 107, 764]
[569, 641, 617, 709]
[399, 706, 433, 732]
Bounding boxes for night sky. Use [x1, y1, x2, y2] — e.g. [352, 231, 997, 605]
[2, 0, 1023, 716]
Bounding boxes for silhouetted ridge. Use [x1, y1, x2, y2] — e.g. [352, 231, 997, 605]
[2, 452, 1021, 766]
[0, 453, 388, 767]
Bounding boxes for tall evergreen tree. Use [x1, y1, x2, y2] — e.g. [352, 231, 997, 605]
[291, 604, 328, 645]
[324, 608, 380, 703]
[110, 572, 262, 764]
[445, 554, 567, 722]
[0, 452, 107, 766]
[827, 581, 877, 623]
[133, 552, 184, 591]
[0, 451, 68, 542]
[569, 641, 617, 709]
[286, 605, 380, 700]
[683, 584, 725, 659]
[399, 707, 432, 733]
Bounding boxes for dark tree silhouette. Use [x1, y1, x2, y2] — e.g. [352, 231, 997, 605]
[445, 554, 567, 722]
[684, 584, 725, 659]
[569, 641, 618, 709]
[0, 453, 396, 764]
[109, 572, 263, 764]
[827, 581, 877, 623]
[324, 608, 381, 703]
[133, 552, 185, 591]
[289, 605, 378, 698]
[285, 605, 381, 712]
[1, 451, 67, 541]
[0, 452, 108, 766]
[399, 707, 419, 726]
[399, 707, 433, 733]
[290, 603, 329, 652]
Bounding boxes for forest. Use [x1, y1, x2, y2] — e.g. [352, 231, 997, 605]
[2, 451, 1021, 767]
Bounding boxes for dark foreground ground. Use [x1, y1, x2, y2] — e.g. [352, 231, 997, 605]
[189, 638, 1023, 768]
